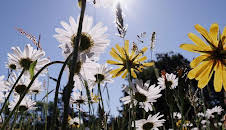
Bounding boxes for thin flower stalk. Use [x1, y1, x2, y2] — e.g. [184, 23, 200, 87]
[62, 0, 87, 129]
[44, 78, 49, 130]
[51, 53, 72, 130]
[1, 61, 64, 130]
[124, 51, 136, 130]
[0, 69, 25, 116]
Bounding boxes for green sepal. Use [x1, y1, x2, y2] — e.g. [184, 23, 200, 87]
[29, 60, 37, 79]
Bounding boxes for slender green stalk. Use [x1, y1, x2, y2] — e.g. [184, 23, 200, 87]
[125, 60, 135, 130]
[45, 76, 49, 130]
[0, 69, 25, 116]
[19, 112, 24, 130]
[51, 54, 72, 130]
[97, 83, 104, 110]
[97, 82, 107, 129]
[1, 61, 64, 130]
[62, 0, 86, 129]
[10, 109, 19, 130]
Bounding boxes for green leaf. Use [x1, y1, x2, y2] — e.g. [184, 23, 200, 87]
[29, 60, 37, 79]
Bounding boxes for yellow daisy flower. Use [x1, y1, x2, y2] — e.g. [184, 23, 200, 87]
[107, 40, 154, 79]
[180, 23, 226, 92]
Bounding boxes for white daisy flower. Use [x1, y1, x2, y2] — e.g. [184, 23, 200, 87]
[54, 15, 110, 62]
[0, 92, 6, 103]
[5, 59, 17, 70]
[9, 94, 36, 112]
[89, 64, 113, 88]
[68, 116, 83, 128]
[70, 91, 87, 105]
[72, 59, 100, 91]
[173, 112, 182, 120]
[205, 106, 224, 119]
[0, 76, 9, 93]
[0, 76, 9, 103]
[157, 73, 178, 89]
[87, 0, 115, 8]
[5, 72, 43, 95]
[120, 80, 162, 112]
[7, 44, 50, 75]
[214, 122, 222, 127]
[133, 112, 165, 130]
[197, 112, 205, 117]
[183, 121, 193, 127]
[201, 120, 209, 125]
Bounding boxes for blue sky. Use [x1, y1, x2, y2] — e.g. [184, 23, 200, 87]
[0, 0, 226, 116]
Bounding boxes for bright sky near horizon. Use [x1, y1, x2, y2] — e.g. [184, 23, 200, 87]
[0, 0, 226, 116]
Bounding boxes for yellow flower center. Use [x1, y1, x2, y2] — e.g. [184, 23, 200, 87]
[71, 32, 94, 53]
[142, 122, 154, 130]
[9, 64, 16, 70]
[19, 105, 28, 112]
[165, 80, 173, 88]
[15, 85, 26, 95]
[19, 58, 33, 70]
[94, 74, 105, 83]
[135, 92, 147, 102]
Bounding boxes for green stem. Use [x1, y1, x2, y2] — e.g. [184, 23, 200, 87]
[51, 54, 72, 130]
[62, 0, 86, 129]
[0, 69, 25, 116]
[1, 61, 64, 130]
[10, 109, 19, 130]
[127, 64, 135, 130]
[19, 112, 24, 130]
[98, 83, 104, 110]
[98, 82, 106, 129]
[45, 72, 50, 130]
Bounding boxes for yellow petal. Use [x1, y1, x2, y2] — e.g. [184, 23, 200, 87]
[190, 55, 208, 68]
[209, 23, 219, 47]
[143, 62, 154, 67]
[107, 60, 122, 65]
[196, 61, 213, 80]
[110, 50, 121, 61]
[141, 47, 148, 53]
[195, 24, 213, 44]
[222, 67, 226, 91]
[214, 62, 223, 92]
[131, 69, 137, 78]
[116, 44, 126, 59]
[110, 67, 122, 75]
[221, 26, 226, 46]
[138, 56, 147, 62]
[129, 49, 135, 60]
[124, 40, 129, 55]
[187, 61, 210, 79]
[197, 65, 213, 89]
[180, 44, 202, 53]
[121, 70, 128, 79]
[188, 33, 211, 50]
[137, 67, 143, 72]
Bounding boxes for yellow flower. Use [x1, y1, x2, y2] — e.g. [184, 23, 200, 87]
[91, 93, 100, 103]
[180, 23, 226, 92]
[68, 115, 80, 128]
[107, 40, 154, 79]
[176, 120, 191, 130]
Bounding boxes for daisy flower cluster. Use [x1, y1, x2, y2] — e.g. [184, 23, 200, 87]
[54, 14, 115, 126]
[194, 106, 225, 129]
[0, 43, 50, 114]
